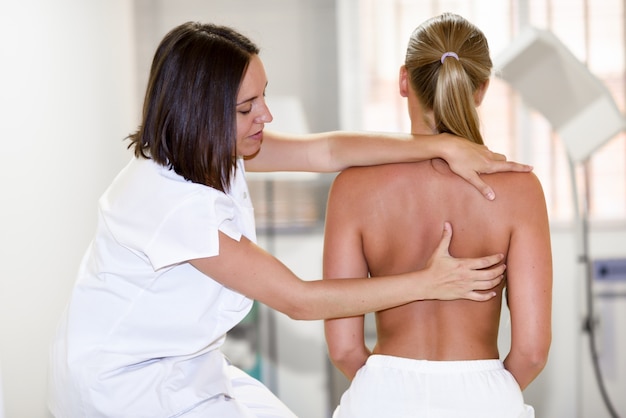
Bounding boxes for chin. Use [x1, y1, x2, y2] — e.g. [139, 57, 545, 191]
[240, 146, 262, 159]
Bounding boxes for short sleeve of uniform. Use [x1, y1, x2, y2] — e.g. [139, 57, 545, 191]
[145, 190, 242, 271]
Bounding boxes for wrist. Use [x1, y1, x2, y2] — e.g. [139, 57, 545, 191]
[409, 134, 441, 161]
[410, 270, 432, 301]
[435, 134, 456, 163]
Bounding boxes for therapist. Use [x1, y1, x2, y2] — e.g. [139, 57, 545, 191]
[48, 21, 527, 417]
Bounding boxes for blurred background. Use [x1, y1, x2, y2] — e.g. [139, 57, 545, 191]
[1, 0, 625, 417]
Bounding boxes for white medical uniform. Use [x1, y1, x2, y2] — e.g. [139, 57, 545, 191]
[48, 157, 296, 418]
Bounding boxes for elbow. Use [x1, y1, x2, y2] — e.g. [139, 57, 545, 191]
[263, 284, 321, 320]
[532, 335, 551, 371]
[327, 346, 363, 380]
[285, 310, 314, 321]
[278, 300, 318, 321]
[508, 339, 551, 389]
[521, 352, 549, 392]
[526, 350, 549, 376]
[524, 340, 551, 373]
[327, 345, 351, 366]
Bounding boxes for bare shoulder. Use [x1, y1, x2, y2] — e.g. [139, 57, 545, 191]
[336, 162, 426, 184]
[484, 170, 544, 193]
[328, 164, 419, 224]
[332, 164, 410, 193]
[335, 163, 401, 179]
[329, 166, 370, 198]
[485, 171, 547, 212]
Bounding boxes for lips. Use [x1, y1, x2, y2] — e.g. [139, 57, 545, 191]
[249, 129, 263, 141]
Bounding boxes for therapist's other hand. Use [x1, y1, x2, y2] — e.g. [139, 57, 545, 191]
[424, 222, 504, 302]
[441, 134, 533, 201]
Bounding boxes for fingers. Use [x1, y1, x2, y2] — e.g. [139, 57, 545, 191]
[471, 267, 505, 290]
[464, 289, 499, 302]
[464, 172, 496, 201]
[463, 269, 505, 302]
[483, 160, 533, 174]
[427, 223, 506, 302]
[466, 253, 505, 271]
[488, 151, 507, 161]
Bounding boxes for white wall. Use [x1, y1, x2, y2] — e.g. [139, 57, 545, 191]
[133, 0, 340, 132]
[0, 1, 137, 417]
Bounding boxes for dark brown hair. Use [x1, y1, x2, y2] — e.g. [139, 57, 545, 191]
[127, 22, 259, 192]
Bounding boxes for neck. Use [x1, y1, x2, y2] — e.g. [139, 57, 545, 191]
[410, 112, 436, 136]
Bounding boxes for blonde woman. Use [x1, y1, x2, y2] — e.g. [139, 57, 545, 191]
[324, 13, 551, 418]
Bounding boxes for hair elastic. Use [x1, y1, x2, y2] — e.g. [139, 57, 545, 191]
[440, 51, 459, 64]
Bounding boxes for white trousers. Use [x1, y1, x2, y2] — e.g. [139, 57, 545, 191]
[178, 363, 297, 418]
[333, 355, 534, 418]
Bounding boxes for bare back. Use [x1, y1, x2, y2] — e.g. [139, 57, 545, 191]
[324, 157, 549, 363]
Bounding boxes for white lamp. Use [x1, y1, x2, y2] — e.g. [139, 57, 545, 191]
[494, 27, 624, 163]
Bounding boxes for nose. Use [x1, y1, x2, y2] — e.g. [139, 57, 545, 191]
[256, 101, 273, 124]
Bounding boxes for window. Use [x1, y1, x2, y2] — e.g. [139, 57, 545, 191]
[338, 0, 626, 222]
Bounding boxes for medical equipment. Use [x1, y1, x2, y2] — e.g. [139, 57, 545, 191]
[496, 27, 625, 418]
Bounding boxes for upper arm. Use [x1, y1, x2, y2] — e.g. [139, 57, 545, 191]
[505, 174, 552, 356]
[323, 171, 370, 360]
[189, 231, 307, 316]
[323, 171, 370, 280]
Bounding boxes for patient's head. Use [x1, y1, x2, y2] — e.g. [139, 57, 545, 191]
[403, 13, 492, 145]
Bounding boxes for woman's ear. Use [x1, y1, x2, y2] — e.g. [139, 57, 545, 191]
[474, 78, 490, 106]
[399, 65, 409, 98]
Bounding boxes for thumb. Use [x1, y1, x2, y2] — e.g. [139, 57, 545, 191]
[435, 222, 453, 257]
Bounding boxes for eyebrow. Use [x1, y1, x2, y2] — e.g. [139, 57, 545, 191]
[236, 97, 255, 106]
